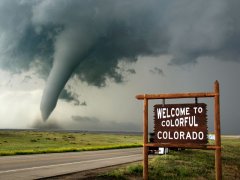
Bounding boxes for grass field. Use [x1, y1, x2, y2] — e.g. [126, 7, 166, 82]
[99, 136, 240, 180]
[0, 130, 142, 156]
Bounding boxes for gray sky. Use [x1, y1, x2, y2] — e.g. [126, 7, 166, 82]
[0, 0, 240, 134]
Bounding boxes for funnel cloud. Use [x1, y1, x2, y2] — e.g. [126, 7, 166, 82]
[1, 1, 240, 120]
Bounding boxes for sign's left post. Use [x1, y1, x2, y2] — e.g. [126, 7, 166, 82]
[143, 96, 148, 180]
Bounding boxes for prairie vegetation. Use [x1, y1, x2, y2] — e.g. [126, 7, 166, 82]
[0, 130, 142, 156]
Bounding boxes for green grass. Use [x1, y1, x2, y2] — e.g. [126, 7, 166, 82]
[99, 136, 240, 180]
[0, 130, 142, 156]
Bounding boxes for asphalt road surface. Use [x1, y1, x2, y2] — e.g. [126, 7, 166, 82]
[0, 147, 142, 180]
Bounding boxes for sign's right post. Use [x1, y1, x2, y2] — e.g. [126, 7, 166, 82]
[214, 81, 222, 180]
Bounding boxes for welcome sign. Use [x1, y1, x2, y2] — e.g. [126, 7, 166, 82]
[154, 103, 208, 144]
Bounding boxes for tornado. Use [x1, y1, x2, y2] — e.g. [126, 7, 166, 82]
[40, 62, 75, 121]
[40, 28, 94, 121]
[40, 50, 91, 121]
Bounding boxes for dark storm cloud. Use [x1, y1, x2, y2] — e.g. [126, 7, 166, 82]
[127, 69, 136, 74]
[150, 67, 164, 76]
[72, 116, 100, 123]
[0, 0, 240, 120]
[22, 75, 32, 83]
[59, 89, 80, 106]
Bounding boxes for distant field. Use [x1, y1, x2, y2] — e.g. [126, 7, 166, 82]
[0, 130, 142, 156]
[98, 136, 240, 179]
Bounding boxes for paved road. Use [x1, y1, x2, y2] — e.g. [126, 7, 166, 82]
[0, 147, 142, 180]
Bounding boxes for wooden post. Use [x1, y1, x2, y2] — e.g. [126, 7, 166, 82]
[143, 96, 148, 180]
[214, 81, 222, 180]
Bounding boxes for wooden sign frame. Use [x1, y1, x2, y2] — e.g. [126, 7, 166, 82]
[136, 81, 221, 180]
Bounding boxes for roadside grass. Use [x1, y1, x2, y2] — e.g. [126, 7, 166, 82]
[100, 136, 240, 180]
[0, 130, 142, 156]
